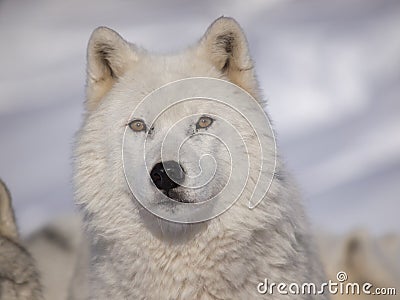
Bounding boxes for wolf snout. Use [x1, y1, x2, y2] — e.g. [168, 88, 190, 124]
[150, 161, 184, 191]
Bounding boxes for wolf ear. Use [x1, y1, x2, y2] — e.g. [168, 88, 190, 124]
[86, 27, 136, 111]
[0, 179, 19, 240]
[199, 17, 259, 97]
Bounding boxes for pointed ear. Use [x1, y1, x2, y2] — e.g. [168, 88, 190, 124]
[0, 179, 19, 240]
[86, 27, 137, 111]
[199, 17, 260, 98]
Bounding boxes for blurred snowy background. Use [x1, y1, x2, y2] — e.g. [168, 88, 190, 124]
[0, 0, 399, 236]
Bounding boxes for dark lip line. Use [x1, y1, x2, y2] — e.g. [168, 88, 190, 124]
[161, 190, 192, 203]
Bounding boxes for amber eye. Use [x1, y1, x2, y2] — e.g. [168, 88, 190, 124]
[128, 119, 146, 132]
[196, 116, 214, 129]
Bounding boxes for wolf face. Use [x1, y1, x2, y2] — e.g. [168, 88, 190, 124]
[125, 98, 233, 206]
[75, 17, 276, 235]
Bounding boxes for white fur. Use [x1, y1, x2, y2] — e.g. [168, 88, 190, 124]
[74, 17, 328, 299]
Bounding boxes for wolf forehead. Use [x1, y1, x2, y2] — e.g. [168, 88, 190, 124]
[84, 17, 262, 113]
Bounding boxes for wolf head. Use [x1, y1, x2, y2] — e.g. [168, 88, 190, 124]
[75, 18, 279, 240]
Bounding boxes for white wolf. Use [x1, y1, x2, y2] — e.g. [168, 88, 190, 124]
[74, 17, 329, 299]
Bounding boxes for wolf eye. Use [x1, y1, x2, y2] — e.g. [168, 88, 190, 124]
[128, 119, 146, 132]
[196, 116, 213, 129]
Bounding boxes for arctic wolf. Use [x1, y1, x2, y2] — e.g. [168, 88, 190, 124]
[74, 17, 328, 299]
[0, 179, 43, 300]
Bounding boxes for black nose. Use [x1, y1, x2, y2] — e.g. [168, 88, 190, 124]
[150, 161, 184, 191]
